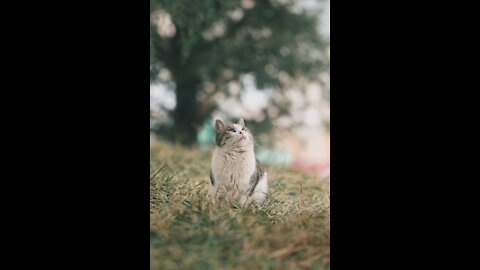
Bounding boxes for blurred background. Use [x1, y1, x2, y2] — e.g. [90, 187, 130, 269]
[150, 0, 330, 178]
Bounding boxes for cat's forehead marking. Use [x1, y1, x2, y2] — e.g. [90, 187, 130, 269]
[221, 123, 233, 130]
[233, 124, 242, 130]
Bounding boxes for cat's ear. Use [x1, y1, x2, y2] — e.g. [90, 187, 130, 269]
[237, 118, 245, 127]
[215, 119, 225, 131]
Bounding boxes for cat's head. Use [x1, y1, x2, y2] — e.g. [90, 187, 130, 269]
[214, 118, 253, 148]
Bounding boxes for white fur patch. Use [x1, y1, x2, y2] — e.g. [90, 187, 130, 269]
[250, 172, 268, 205]
[211, 146, 256, 205]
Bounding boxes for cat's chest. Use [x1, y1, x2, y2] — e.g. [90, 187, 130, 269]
[212, 150, 255, 183]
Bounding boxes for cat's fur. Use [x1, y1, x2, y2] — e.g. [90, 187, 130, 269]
[210, 118, 269, 206]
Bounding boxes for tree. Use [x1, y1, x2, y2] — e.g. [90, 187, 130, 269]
[150, 0, 328, 145]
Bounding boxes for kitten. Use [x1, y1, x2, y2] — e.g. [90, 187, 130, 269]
[210, 118, 269, 207]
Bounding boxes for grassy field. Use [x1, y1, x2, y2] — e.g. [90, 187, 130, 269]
[150, 139, 330, 270]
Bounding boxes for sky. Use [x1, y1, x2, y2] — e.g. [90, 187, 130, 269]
[322, 0, 330, 37]
[150, 83, 175, 110]
[298, 0, 329, 37]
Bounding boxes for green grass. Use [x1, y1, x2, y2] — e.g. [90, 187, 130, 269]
[150, 139, 330, 270]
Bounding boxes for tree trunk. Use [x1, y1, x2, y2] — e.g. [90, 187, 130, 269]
[172, 76, 201, 145]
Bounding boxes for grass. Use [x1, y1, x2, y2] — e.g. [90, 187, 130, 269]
[150, 139, 330, 270]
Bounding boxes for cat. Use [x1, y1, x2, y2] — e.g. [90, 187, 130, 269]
[209, 118, 269, 207]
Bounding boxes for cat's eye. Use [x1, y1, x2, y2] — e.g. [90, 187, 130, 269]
[229, 128, 235, 132]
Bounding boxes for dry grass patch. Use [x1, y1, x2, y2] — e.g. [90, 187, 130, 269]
[150, 140, 330, 269]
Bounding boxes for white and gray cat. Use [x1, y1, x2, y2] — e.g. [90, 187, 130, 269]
[210, 118, 269, 207]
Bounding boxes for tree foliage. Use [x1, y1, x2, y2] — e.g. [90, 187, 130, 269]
[150, 0, 328, 144]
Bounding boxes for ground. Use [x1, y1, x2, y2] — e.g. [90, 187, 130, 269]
[150, 139, 330, 270]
